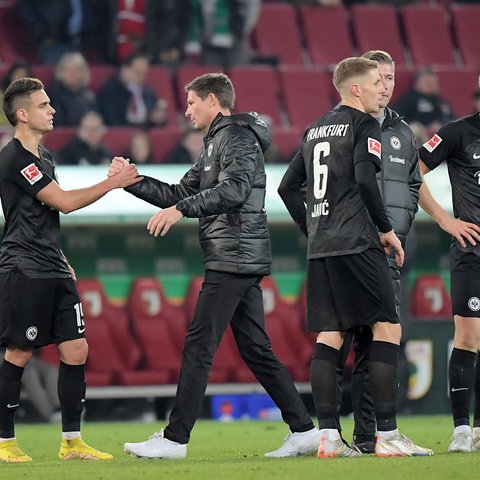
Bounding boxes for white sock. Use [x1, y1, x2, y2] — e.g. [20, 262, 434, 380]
[62, 431, 81, 440]
[295, 427, 317, 436]
[319, 428, 340, 441]
[377, 428, 399, 440]
[454, 425, 472, 436]
[473, 427, 480, 439]
[0, 437, 14, 442]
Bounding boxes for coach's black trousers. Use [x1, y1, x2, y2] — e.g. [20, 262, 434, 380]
[164, 270, 313, 444]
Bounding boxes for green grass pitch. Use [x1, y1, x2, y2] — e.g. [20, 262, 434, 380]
[3, 416, 480, 480]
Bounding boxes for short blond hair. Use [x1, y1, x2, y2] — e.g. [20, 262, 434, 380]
[361, 50, 395, 67]
[332, 57, 378, 93]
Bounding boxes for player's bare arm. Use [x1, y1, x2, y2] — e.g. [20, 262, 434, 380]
[36, 159, 142, 214]
[419, 159, 480, 247]
[147, 206, 184, 237]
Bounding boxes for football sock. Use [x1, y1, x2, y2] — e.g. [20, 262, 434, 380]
[449, 348, 475, 427]
[369, 341, 398, 432]
[58, 361, 86, 433]
[0, 360, 23, 438]
[311, 343, 339, 430]
[473, 352, 480, 428]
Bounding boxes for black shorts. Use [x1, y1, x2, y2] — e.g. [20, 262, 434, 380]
[0, 272, 85, 348]
[450, 248, 480, 317]
[306, 248, 398, 333]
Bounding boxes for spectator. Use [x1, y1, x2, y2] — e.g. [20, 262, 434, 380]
[163, 127, 204, 164]
[393, 68, 454, 134]
[97, 52, 168, 127]
[16, 0, 97, 64]
[186, 0, 261, 69]
[126, 130, 155, 165]
[0, 59, 33, 128]
[49, 52, 97, 127]
[146, 0, 191, 66]
[57, 111, 112, 166]
[115, 0, 147, 63]
[472, 88, 480, 114]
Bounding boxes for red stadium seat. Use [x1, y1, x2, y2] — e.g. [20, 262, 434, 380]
[271, 127, 302, 159]
[400, 5, 456, 67]
[42, 127, 76, 153]
[127, 276, 187, 352]
[148, 127, 184, 164]
[434, 66, 479, 118]
[351, 4, 407, 67]
[411, 274, 452, 319]
[145, 66, 179, 126]
[299, 5, 354, 68]
[451, 4, 480, 68]
[279, 66, 332, 130]
[102, 127, 142, 156]
[76, 278, 167, 385]
[87, 64, 115, 93]
[261, 276, 312, 380]
[390, 66, 415, 105]
[252, 3, 304, 66]
[228, 66, 282, 126]
[31, 64, 55, 90]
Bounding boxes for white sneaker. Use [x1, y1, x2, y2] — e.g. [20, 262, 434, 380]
[124, 430, 187, 459]
[448, 431, 472, 453]
[264, 427, 321, 457]
[472, 436, 480, 451]
[317, 437, 362, 458]
[375, 433, 434, 457]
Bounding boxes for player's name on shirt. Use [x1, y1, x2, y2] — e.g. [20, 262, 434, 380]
[306, 124, 349, 142]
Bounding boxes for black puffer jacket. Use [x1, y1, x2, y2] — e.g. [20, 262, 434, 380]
[126, 112, 272, 275]
[379, 107, 422, 248]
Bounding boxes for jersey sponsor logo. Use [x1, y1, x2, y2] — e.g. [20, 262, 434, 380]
[468, 296, 480, 311]
[389, 155, 405, 164]
[26, 326, 38, 341]
[390, 136, 401, 150]
[21, 163, 43, 185]
[367, 137, 381, 158]
[423, 134, 442, 153]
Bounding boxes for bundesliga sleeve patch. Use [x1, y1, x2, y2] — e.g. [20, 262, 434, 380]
[367, 137, 381, 158]
[20, 163, 43, 185]
[423, 134, 443, 153]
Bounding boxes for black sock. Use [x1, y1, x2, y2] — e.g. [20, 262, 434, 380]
[0, 360, 24, 438]
[311, 343, 339, 430]
[474, 352, 480, 429]
[369, 341, 398, 432]
[58, 361, 86, 432]
[449, 348, 476, 427]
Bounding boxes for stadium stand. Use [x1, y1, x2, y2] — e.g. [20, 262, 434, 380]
[351, 3, 407, 67]
[410, 274, 452, 320]
[400, 4, 456, 67]
[450, 3, 480, 68]
[298, 5, 354, 68]
[252, 3, 304, 66]
[148, 127, 184, 163]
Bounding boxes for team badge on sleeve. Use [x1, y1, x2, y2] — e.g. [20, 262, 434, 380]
[21, 163, 43, 185]
[367, 137, 381, 158]
[423, 134, 443, 153]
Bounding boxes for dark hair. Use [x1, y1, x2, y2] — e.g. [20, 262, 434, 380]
[184, 73, 235, 111]
[3, 77, 44, 126]
[1, 58, 33, 91]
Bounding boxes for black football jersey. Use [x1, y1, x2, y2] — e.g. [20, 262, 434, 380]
[0, 138, 70, 277]
[419, 113, 480, 254]
[290, 105, 384, 258]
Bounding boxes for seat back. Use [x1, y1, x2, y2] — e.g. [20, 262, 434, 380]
[411, 274, 452, 319]
[451, 4, 480, 68]
[253, 3, 304, 66]
[351, 4, 406, 66]
[400, 5, 455, 67]
[299, 5, 353, 68]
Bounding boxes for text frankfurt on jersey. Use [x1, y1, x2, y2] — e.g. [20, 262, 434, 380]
[306, 124, 349, 141]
